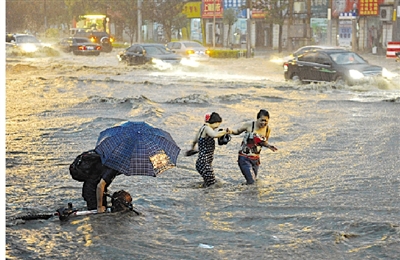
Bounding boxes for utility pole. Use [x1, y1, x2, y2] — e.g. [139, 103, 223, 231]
[306, 0, 311, 45]
[138, 0, 142, 43]
[288, 0, 294, 52]
[246, 0, 252, 58]
[44, 0, 47, 30]
[394, 0, 400, 41]
[213, 0, 216, 48]
[327, 4, 332, 45]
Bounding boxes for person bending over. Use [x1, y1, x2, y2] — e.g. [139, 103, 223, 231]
[82, 163, 121, 213]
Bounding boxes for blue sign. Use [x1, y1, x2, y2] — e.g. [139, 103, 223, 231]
[224, 0, 247, 18]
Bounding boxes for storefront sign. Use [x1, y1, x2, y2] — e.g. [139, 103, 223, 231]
[224, 0, 247, 18]
[183, 2, 202, 18]
[359, 0, 383, 16]
[202, 0, 223, 19]
[332, 0, 384, 17]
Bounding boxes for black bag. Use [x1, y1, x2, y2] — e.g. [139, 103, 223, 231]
[69, 150, 102, 182]
[218, 134, 231, 145]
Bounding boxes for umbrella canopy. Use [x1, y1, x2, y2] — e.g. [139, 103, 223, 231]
[95, 121, 180, 177]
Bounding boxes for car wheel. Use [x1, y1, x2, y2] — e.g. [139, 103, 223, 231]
[290, 73, 302, 84]
[334, 76, 346, 88]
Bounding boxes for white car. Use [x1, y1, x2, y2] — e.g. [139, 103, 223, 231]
[166, 41, 210, 62]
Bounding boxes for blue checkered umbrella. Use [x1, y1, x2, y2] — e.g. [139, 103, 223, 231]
[95, 121, 180, 177]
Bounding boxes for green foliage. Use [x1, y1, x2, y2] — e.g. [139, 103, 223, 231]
[209, 49, 253, 59]
[223, 8, 238, 26]
[45, 28, 60, 39]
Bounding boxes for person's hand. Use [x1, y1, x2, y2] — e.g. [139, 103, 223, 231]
[185, 149, 199, 156]
[97, 206, 106, 213]
[267, 145, 278, 152]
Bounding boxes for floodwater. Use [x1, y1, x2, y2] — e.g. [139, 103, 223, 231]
[5, 50, 400, 259]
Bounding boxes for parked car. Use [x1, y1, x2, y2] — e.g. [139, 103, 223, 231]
[59, 37, 101, 56]
[282, 45, 345, 63]
[283, 49, 390, 86]
[73, 30, 114, 52]
[166, 41, 210, 61]
[6, 33, 43, 53]
[117, 43, 182, 66]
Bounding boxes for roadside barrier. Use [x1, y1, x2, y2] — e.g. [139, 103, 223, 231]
[386, 42, 400, 58]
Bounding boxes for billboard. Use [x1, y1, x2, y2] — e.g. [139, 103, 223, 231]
[202, 0, 224, 18]
[332, 0, 384, 17]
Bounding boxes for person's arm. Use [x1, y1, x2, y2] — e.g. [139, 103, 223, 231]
[260, 142, 278, 152]
[231, 122, 249, 135]
[260, 128, 278, 152]
[96, 179, 107, 213]
[190, 128, 202, 150]
[204, 126, 229, 138]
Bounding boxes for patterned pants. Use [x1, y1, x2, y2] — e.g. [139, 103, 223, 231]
[196, 137, 216, 187]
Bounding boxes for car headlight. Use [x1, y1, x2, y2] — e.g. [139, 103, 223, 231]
[21, 44, 38, 53]
[349, 69, 364, 80]
[382, 67, 394, 79]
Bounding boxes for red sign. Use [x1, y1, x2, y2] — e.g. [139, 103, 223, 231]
[202, 0, 223, 18]
[332, 0, 384, 17]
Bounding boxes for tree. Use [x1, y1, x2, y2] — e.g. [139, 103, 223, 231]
[106, 0, 138, 44]
[6, 0, 69, 34]
[142, 0, 186, 43]
[64, 0, 93, 22]
[253, 0, 289, 53]
[172, 13, 188, 40]
[223, 8, 238, 47]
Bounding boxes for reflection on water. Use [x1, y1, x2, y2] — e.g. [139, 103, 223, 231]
[6, 55, 400, 259]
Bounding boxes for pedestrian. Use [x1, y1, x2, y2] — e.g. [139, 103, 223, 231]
[81, 161, 122, 213]
[70, 150, 122, 213]
[215, 25, 221, 44]
[231, 109, 278, 185]
[186, 112, 230, 187]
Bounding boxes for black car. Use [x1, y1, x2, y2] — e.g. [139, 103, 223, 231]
[283, 49, 388, 86]
[59, 37, 101, 56]
[117, 43, 182, 66]
[74, 30, 113, 52]
[282, 45, 345, 63]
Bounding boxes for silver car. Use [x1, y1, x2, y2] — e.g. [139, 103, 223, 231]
[6, 34, 43, 53]
[166, 41, 210, 62]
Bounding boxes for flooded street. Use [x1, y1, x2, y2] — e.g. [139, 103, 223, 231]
[6, 50, 400, 259]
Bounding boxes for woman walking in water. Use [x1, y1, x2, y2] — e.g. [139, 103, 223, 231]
[187, 112, 230, 187]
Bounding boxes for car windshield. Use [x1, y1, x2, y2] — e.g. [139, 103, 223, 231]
[17, 36, 39, 43]
[330, 53, 366, 65]
[144, 46, 170, 55]
[183, 42, 202, 48]
[293, 47, 315, 56]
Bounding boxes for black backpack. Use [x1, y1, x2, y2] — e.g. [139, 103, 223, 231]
[69, 150, 102, 182]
